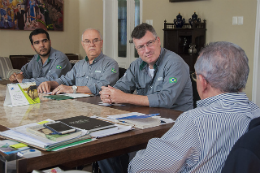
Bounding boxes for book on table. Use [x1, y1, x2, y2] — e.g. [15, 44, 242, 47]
[0, 120, 92, 151]
[57, 115, 117, 133]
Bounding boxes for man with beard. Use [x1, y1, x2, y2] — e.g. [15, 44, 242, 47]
[9, 28, 71, 86]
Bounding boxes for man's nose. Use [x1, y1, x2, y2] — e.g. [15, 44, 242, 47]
[39, 41, 45, 47]
[144, 45, 151, 52]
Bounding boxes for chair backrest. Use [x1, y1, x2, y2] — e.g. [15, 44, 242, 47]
[119, 67, 126, 79]
[221, 117, 260, 173]
[0, 57, 13, 79]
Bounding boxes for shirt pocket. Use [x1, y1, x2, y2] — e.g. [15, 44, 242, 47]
[135, 83, 146, 96]
[154, 80, 164, 92]
[32, 71, 40, 78]
[89, 71, 102, 80]
[76, 72, 87, 85]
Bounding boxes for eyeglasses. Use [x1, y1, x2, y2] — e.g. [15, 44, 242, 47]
[82, 38, 102, 45]
[191, 72, 197, 82]
[135, 37, 157, 52]
[191, 72, 208, 83]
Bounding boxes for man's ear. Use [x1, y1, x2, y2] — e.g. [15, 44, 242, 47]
[31, 44, 34, 51]
[81, 41, 84, 48]
[199, 74, 208, 92]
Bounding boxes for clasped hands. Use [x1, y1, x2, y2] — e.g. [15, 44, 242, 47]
[100, 85, 125, 104]
[9, 72, 24, 83]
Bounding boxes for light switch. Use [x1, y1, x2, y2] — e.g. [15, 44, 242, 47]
[232, 17, 237, 25]
[237, 16, 243, 25]
[146, 20, 153, 26]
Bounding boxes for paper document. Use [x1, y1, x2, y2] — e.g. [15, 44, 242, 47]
[90, 124, 133, 138]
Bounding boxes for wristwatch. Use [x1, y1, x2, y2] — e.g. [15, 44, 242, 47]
[72, 85, 77, 94]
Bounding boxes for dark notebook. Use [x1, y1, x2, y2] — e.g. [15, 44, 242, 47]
[57, 115, 116, 132]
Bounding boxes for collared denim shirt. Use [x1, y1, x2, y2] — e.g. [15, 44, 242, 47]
[114, 48, 193, 112]
[22, 47, 72, 86]
[55, 52, 119, 95]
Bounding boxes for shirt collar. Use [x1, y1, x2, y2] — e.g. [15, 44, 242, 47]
[197, 92, 249, 108]
[84, 52, 103, 64]
[139, 48, 164, 70]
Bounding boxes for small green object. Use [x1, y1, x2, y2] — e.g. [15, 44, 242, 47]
[111, 68, 117, 73]
[44, 95, 73, 100]
[56, 65, 62, 69]
[169, 77, 177, 83]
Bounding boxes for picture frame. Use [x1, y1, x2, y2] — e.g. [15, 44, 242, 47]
[0, 0, 64, 31]
[169, 0, 203, 2]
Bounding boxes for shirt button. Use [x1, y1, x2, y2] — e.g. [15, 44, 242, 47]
[86, 76, 88, 78]
[150, 86, 153, 88]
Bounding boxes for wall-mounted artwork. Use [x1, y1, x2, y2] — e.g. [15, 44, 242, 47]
[0, 0, 63, 31]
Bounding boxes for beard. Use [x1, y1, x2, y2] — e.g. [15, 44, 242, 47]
[35, 46, 51, 57]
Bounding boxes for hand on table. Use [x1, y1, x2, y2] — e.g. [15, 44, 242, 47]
[100, 85, 126, 104]
[51, 84, 73, 95]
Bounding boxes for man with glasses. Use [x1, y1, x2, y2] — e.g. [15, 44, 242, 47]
[37, 28, 119, 95]
[9, 28, 71, 86]
[100, 23, 193, 112]
[128, 41, 260, 172]
[98, 23, 193, 173]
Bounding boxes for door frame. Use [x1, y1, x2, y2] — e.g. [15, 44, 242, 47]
[103, 0, 143, 68]
[252, 0, 260, 106]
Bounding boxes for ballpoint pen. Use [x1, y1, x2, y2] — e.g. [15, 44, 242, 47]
[117, 113, 160, 120]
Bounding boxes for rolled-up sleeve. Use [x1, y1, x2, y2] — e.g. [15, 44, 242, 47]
[114, 64, 137, 93]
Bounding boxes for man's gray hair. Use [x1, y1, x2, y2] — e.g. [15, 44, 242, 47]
[194, 41, 249, 92]
[131, 23, 157, 39]
[81, 28, 103, 41]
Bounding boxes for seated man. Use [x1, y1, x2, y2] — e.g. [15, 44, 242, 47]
[37, 28, 119, 96]
[100, 23, 193, 112]
[98, 23, 193, 173]
[128, 41, 260, 172]
[9, 28, 71, 86]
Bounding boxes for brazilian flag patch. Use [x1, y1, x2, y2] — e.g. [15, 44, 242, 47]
[111, 68, 117, 73]
[56, 65, 62, 69]
[169, 77, 177, 83]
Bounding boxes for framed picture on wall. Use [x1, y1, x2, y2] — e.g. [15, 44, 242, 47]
[169, 0, 202, 2]
[0, 0, 63, 31]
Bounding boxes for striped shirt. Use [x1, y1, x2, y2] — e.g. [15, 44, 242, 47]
[128, 93, 260, 173]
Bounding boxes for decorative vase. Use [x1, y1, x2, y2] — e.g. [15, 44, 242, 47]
[188, 44, 197, 54]
[174, 13, 185, 28]
[189, 12, 201, 27]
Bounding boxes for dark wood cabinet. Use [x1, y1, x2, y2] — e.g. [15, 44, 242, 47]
[163, 20, 206, 72]
[9, 53, 79, 70]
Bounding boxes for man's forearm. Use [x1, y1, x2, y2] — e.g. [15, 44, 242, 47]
[124, 94, 149, 106]
[76, 86, 92, 94]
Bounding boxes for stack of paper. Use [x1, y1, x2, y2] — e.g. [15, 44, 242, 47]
[0, 122, 92, 151]
[123, 117, 161, 129]
[107, 112, 175, 129]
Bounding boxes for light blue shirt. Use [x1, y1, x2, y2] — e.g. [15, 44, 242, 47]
[21, 48, 71, 86]
[55, 52, 119, 95]
[114, 48, 193, 112]
[128, 93, 260, 173]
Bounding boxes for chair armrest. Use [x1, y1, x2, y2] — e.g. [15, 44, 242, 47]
[6, 69, 21, 79]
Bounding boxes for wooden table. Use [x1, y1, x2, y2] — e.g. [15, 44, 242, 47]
[0, 81, 182, 172]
